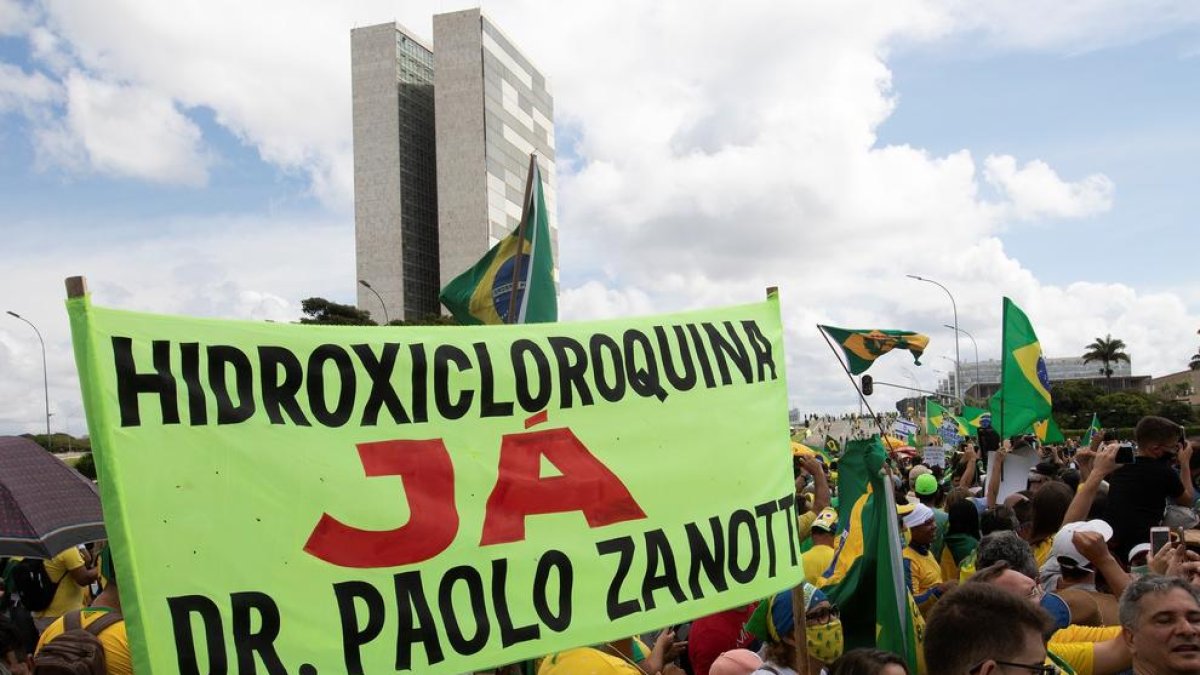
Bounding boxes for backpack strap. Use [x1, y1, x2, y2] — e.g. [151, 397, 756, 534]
[83, 611, 124, 636]
[63, 610, 83, 632]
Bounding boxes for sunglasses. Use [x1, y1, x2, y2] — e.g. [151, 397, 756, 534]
[970, 660, 1057, 675]
[805, 605, 840, 625]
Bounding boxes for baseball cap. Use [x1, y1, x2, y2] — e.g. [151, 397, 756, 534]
[710, 649, 763, 675]
[1050, 520, 1113, 570]
[902, 503, 935, 529]
[914, 473, 939, 496]
[1128, 543, 1152, 565]
[813, 507, 839, 533]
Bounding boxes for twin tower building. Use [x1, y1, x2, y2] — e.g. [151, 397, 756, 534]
[352, 9, 558, 322]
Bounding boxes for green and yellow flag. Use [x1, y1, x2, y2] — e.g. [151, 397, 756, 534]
[1082, 413, 1102, 446]
[819, 326, 930, 375]
[988, 298, 1053, 439]
[825, 435, 842, 458]
[440, 157, 556, 325]
[1032, 417, 1065, 444]
[925, 399, 968, 437]
[962, 405, 989, 429]
[820, 437, 919, 672]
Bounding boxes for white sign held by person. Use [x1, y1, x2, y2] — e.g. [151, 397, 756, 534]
[923, 446, 947, 468]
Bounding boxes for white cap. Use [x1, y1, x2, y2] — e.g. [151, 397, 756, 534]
[1128, 543, 1152, 564]
[903, 503, 935, 529]
[1050, 520, 1114, 570]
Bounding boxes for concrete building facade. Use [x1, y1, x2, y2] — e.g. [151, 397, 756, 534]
[434, 8, 557, 290]
[936, 356, 1142, 400]
[351, 23, 439, 321]
[1145, 369, 1200, 407]
[351, 10, 555, 321]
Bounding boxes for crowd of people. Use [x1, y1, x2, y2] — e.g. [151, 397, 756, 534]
[3, 413, 1199, 675]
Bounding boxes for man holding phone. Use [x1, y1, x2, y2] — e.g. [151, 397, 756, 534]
[1103, 416, 1194, 561]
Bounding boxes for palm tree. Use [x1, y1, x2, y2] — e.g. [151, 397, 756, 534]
[1190, 351, 1200, 371]
[1082, 334, 1131, 379]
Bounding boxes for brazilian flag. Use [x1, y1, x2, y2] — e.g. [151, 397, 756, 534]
[824, 435, 842, 458]
[820, 326, 930, 375]
[820, 437, 920, 672]
[962, 405, 989, 429]
[1032, 417, 1065, 444]
[439, 158, 557, 325]
[1082, 413, 1102, 446]
[989, 298, 1052, 439]
[926, 399, 968, 437]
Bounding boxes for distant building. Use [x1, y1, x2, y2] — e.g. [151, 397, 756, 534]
[936, 356, 1147, 400]
[351, 9, 556, 322]
[1145, 370, 1200, 407]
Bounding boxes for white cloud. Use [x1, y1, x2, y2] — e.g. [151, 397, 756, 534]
[0, 0, 36, 36]
[0, 61, 60, 113]
[1, 0, 1198, 434]
[30, 71, 210, 185]
[984, 154, 1115, 220]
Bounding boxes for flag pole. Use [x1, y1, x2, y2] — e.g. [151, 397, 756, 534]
[816, 325, 891, 442]
[505, 153, 538, 324]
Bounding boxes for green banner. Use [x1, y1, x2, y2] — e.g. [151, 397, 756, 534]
[68, 295, 798, 674]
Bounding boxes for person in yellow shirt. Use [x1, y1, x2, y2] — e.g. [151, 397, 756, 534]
[33, 546, 97, 632]
[803, 508, 838, 584]
[36, 548, 130, 675]
[903, 504, 954, 611]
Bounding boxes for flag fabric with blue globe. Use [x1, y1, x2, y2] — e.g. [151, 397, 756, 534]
[989, 298, 1053, 439]
[1082, 413, 1102, 446]
[439, 158, 557, 325]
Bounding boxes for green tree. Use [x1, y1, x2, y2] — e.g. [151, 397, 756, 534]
[1190, 351, 1200, 371]
[299, 297, 377, 326]
[386, 314, 458, 327]
[1094, 391, 1155, 427]
[74, 453, 97, 481]
[1082, 334, 1130, 379]
[1050, 381, 1104, 428]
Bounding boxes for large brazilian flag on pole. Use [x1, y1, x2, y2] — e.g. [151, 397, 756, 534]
[440, 155, 557, 325]
[989, 298, 1053, 439]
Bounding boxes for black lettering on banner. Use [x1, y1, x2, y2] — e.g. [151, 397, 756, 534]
[433, 345, 474, 420]
[491, 558, 539, 648]
[742, 320, 778, 381]
[208, 345, 255, 425]
[473, 342, 514, 418]
[589, 334, 626, 403]
[641, 529, 688, 611]
[511, 339, 552, 413]
[623, 330, 667, 402]
[258, 346, 310, 426]
[727, 509, 761, 584]
[394, 571, 445, 669]
[334, 581, 385, 675]
[654, 325, 697, 392]
[307, 345, 356, 427]
[685, 324, 718, 389]
[230, 591, 286, 674]
[533, 550, 573, 632]
[596, 536, 640, 620]
[113, 337, 180, 427]
[778, 494, 799, 566]
[438, 566, 490, 656]
[180, 342, 208, 425]
[167, 595, 227, 675]
[755, 500, 781, 578]
[351, 343, 410, 425]
[547, 337, 595, 408]
[684, 517, 729, 599]
[703, 322, 753, 385]
[409, 343, 429, 424]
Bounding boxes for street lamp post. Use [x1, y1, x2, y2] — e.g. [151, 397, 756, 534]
[944, 324, 980, 401]
[907, 275, 961, 403]
[357, 280, 390, 325]
[7, 311, 51, 441]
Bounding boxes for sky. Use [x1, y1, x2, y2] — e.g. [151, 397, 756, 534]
[1, 0, 1199, 436]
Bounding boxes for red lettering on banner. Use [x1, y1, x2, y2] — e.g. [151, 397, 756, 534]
[480, 426, 647, 546]
[304, 439, 458, 568]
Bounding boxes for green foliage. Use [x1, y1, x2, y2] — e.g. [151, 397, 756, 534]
[1093, 392, 1156, 427]
[1050, 381, 1105, 428]
[74, 453, 97, 481]
[386, 314, 458, 327]
[299, 297, 377, 326]
[1052, 380, 1196, 429]
[21, 432, 91, 454]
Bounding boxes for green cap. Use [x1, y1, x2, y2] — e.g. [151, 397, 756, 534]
[914, 473, 939, 496]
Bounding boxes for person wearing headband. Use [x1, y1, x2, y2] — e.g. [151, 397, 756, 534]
[745, 583, 844, 675]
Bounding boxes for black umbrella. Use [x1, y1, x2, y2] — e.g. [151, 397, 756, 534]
[0, 436, 105, 558]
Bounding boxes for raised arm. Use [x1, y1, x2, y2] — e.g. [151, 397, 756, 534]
[1063, 443, 1117, 525]
[986, 440, 1010, 509]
